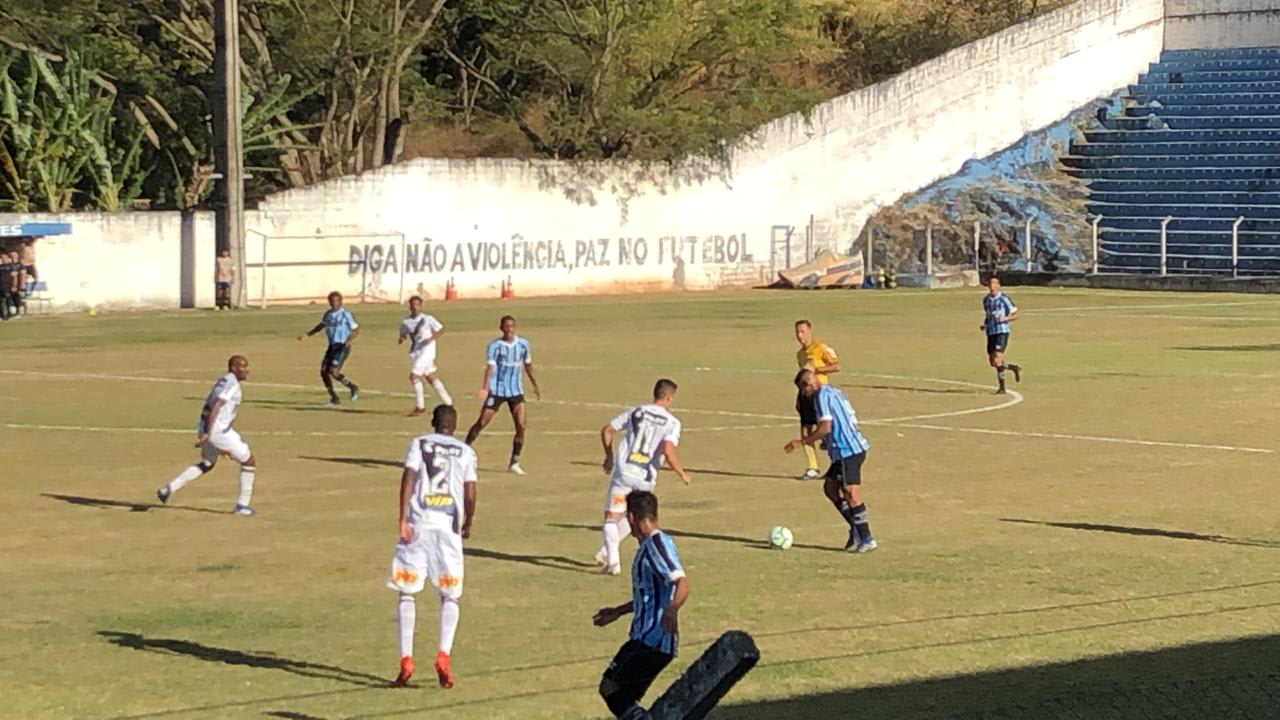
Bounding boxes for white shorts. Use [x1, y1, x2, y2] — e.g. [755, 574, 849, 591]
[605, 476, 655, 514]
[201, 430, 251, 464]
[387, 527, 464, 600]
[410, 351, 437, 377]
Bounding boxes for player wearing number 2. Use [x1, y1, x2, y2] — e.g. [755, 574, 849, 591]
[388, 405, 477, 690]
[595, 379, 691, 576]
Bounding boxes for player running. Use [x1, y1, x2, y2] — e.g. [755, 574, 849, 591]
[156, 355, 258, 516]
[793, 320, 841, 480]
[297, 291, 361, 406]
[388, 405, 477, 690]
[593, 491, 690, 720]
[595, 379, 691, 576]
[981, 277, 1023, 395]
[464, 315, 541, 474]
[399, 296, 452, 416]
[785, 369, 876, 553]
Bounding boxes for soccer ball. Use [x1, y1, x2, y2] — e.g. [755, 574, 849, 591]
[768, 525, 794, 550]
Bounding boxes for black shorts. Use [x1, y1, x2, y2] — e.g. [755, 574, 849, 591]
[825, 452, 867, 486]
[795, 391, 819, 426]
[321, 343, 351, 370]
[484, 394, 525, 411]
[987, 333, 1009, 355]
[601, 640, 674, 713]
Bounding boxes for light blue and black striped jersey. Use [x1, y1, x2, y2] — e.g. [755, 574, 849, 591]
[486, 336, 532, 397]
[983, 293, 1017, 336]
[322, 308, 359, 344]
[629, 530, 685, 655]
[815, 384, 870, 461]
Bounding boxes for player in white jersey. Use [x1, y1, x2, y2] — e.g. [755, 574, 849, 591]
[595, 378, 690, 576]
[156, 356, 257, 515]
[398, 296, 453, 416]
[388, 404, 477, 689]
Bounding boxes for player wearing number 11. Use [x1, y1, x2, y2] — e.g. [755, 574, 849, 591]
[387, 405, 477, 690]
[595, 379, 690, 577]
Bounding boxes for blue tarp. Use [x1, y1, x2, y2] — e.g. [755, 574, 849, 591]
[0, 222, 72, 238]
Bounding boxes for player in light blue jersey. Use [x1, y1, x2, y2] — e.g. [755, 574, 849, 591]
[593, 491, 689, 719]
[298, 291, 361, 406]
[785, 369, 876, 553]
[981, 276, 1022, 394]
[464, 315, 541, 474]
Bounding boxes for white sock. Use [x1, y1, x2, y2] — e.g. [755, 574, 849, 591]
[604, 521, 622, 568]
[412, 379, 425, 409]
[616, 516, 631, 541]
[398, 592, 416, 658]
[431, 378, 453, 406]
[237, 466, 255, 507]
[439, 596, 460, 654]
[167, 463, 206, 494]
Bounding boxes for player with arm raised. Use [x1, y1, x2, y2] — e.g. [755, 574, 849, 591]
[981, 276, 1022, 395]
[464, 315, 541, 474]
[399, 296, 453, 416]
[297, 291, 361, 406]
[156, 355, 258, 516]
[593, 491, 690, 719]
[388, 404, 477, 690]
[595, 379, 690, 576]
[785, 369, 876, 552]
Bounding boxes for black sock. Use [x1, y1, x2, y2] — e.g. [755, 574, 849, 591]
[510, 439, 524, 466]
[835, 499, 858, 529]
[335, 373, 355, 390]
[852, 503, 872, 543]
[322, 373, 338, 399]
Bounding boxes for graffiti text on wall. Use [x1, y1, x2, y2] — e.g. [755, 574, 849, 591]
[348, 234, 754, 275]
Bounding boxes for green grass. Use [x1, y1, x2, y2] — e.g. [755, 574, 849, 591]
[2, 288, 1280, 719]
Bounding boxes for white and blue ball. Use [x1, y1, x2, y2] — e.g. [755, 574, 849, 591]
[768, 525, 794, 550]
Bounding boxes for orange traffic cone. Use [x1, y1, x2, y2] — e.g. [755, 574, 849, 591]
[501, 275, 515, 299]
[444, 278, 458, 301]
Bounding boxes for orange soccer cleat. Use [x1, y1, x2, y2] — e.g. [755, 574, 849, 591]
[392, 655, 414, 687]
[435, 651, 455, 689]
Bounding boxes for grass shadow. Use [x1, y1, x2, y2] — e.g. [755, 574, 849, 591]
[98, 631, 386, 688]
[42, 493, 226, 515]
[299, 455, 402, 469]
[465, 546, 597, 574]
[567, 460, 794, 481]
[714, 633, 1280, 719]
[1172, 343, 1280, 352]
[546, 522, 844, 554]
[1002, 518, 1280, 549]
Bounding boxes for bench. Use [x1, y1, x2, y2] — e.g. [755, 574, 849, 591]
[24, 281, 52, 314]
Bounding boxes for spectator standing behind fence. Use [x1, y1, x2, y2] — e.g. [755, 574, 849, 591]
[0, 251, 12, 320]
[215, 248, 235, 310]
[20, 239, 36, 282]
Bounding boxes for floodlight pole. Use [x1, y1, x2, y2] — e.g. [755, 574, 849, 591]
[1232, 216, 1244, 279]
[1091, 215, 1102, 275]
[212, 0, 246, 308]
[1159, 216, 1172, 276]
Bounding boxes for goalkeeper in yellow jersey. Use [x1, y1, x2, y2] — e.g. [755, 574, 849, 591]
[793, 320, 841, 480]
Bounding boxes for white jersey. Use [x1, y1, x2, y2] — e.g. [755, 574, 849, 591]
[610, 404, 682, 487]
[403, 433, 477, 533]
[400, 314, 443, 360]
[197, 372, 242, 436]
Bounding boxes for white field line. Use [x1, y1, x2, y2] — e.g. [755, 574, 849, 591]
[2, 368, 1270, 455]
[0, 421, 792, 438]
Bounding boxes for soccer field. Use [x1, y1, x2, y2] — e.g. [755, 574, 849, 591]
[4, 287, 1280, 720]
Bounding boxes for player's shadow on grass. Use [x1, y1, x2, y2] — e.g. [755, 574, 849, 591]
[185, 396, 380, 415]
[42, 493, 225, 515]
[1002, 518, 1280, 549]
[98, 631, 386, 688]
[465, 547, 597, 574]
[299, 455, 402, 469]
[851, 383, 975, 395]
[567, 460, 793, 481]
[547, 523, 844, 553]
[1172, 342, 1280, 352]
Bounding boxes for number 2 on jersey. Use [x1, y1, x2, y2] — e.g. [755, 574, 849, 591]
[419, 441, 451, 499]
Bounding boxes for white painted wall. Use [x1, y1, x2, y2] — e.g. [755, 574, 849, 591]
[0, 211, 217, 311]
[4, 0, 1170, 310]
[1165, 0, 1280, 50]
[249, 0, 1165, 304]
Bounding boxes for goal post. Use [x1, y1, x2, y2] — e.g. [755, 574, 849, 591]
[244, 230, 407, 308]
